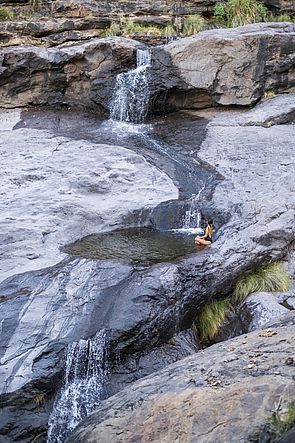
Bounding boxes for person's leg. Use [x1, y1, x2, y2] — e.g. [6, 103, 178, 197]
[196, 238, 212, 246]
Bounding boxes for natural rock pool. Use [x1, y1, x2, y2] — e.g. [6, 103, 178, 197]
[63, 227, 201, 264]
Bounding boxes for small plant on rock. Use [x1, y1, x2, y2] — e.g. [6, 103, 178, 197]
[102, 22, 122, 37]
[0, 7, 13, 21]
[33, 393, 46, 408]
[181, 14, 205, 36]
[270, 402, 295, 440]
[233, 262, 291, 303]
[213, 2, 227, 25]
[195, 299, 232, 341]
[267, 13, 292, 22]
[163, 23, 177, 37]
[213, 0, 268, 27]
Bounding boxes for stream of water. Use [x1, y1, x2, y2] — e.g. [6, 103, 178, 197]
[47, 47, 204, 442]
[47, 330, 108, 443]
[109, 47, 204, 231]
[110, 48, 151, 123]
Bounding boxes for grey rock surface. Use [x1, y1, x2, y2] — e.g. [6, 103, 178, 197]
[0, 94, 294, 441]
[263, 0, 295, 14]
[151, 23, 295, 110]
[0, 17, 111, 47]
[109, 328, 199, 396]
[66, 312, 295, 443]
[1, 24, 295, 112]
[0, 37, 141, 112]
[0, 110, 178, 280]
[285, 297, 295, 309]
[239, 292, 290, 331]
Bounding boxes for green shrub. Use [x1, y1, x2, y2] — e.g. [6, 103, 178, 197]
[0, 7, 13, 21]
[213, 3, 227, 25]
[181, 14, 205, 35]
[270, 402, 295, 440]
[233, 262, 291, 303]
[123, 20, 162, 36]
[163, 23, 177, 37]
[102, 22, 122, 37]
[102, 19, 163, 38]
[268, 13, 292, 22]
[214, 0, 268, 27]
[196, 299, 232, 341]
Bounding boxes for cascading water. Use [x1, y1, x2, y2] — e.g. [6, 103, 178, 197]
[182, 188, 204, 231]
[172, 187, 204, 234]
[108, 46, 206, 236]
[182, 201, 201, 230]
[110, 48, 151, 124]
[47, 330, 108, 443]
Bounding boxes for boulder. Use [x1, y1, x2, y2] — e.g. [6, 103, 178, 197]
[0, 37, 141, 112]
[66, 312, 295, 443]
[0, 24, 294, 112]
[151, 23, 295, 110]
[238, 292, 290, 331]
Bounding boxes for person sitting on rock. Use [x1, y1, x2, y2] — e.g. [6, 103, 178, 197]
[195, 219, 214, 246]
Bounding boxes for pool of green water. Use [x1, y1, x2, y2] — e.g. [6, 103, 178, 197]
[63, 227, 198, 264]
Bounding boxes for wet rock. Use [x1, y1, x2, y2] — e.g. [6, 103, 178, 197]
[66, 313, 295, 443]
[0, 95, 294, 440]
[109, 329, 199, 396]
[278, 426, 295, 443]
[151, 23, 295, 110]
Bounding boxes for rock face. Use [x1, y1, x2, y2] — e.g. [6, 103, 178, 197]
[66, 312, 295, 443]
[1, 24, 294, 112]
[0, 110, 178, 280]
[51, 0, 217, 19]
[151, 23, 295, 110]
[0, 93, 294, 441]
[264, 0, 295, 14]
[0, 18, 111, 47]
[238, 292, 290, 331]
[0, 37, 141, 112]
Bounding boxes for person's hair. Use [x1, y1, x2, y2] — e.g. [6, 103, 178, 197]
[207, 219, 214, 233]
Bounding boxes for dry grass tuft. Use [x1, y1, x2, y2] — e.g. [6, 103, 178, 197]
[233, 262, 291, 304]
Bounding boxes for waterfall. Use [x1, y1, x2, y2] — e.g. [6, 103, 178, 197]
[181, 193, 201, 231]
[110, 48, 151, 124]
[182, 200, 201, 230]
[47, 330, 108, 443]
[171, 188, 204, 234]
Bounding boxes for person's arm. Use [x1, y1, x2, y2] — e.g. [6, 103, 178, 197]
[198, 226, 208, 239]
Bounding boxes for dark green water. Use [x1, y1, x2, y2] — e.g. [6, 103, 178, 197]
[63, 227, 197, 264]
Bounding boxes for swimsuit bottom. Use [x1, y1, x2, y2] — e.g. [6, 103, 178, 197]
[204, 236, 213, 243]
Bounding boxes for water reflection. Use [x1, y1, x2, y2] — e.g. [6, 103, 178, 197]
[63, 227, 198, 264]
